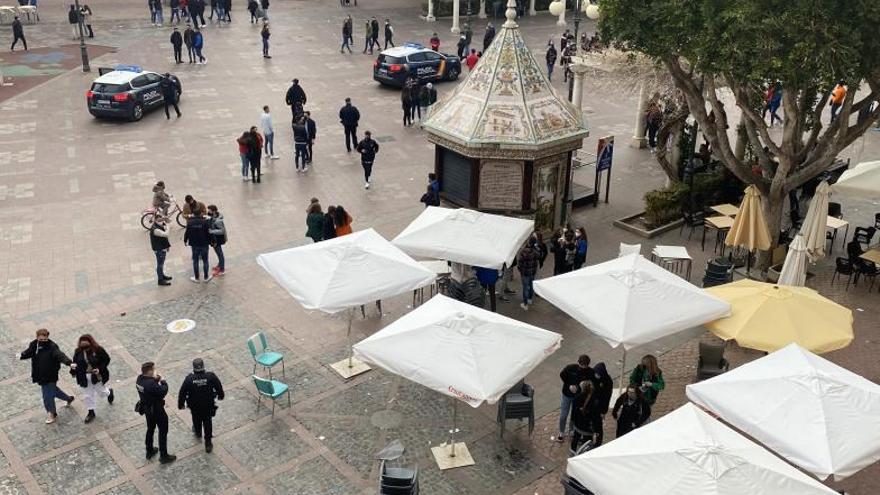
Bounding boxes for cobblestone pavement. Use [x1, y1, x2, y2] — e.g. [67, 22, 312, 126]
[1, 0, 880, 493]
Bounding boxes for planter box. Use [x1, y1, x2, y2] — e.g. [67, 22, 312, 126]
[613, 211, 684, 239]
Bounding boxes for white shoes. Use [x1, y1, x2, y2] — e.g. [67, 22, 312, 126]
[271, 155, 280, 160]
[520, 303, 529, 310]
[204, 275, 213, 283]
[241, 176, 249, 182]
[190, 276, 200, 283]
[364, 182, 370, 189]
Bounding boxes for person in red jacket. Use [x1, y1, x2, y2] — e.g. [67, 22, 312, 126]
[429, 32, 440, 51]
[465, 48, 480, 70]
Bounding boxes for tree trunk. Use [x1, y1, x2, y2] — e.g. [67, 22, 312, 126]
[760, 187, 786, 270]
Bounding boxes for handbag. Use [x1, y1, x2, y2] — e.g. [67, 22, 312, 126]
[134, 400, 145, 415]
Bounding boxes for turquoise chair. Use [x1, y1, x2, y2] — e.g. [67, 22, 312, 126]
[247, 331, 284, 379]
[252, 375, 290, 416]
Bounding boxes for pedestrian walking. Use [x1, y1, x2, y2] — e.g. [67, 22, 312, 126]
[304, 111, 317, 164]
[370, 16, 379, 52]
[830, 80, 847, 121]
[10, 16, 26, 51]
[629, 354, 664, 408]
[260, 105, 278, 159]
[150, 217, 172, 286]
[191, 0, 206, 26]
[192, 28, 206, 63]
[456, 34, 467, 58]
[177, 358, 224, 453]
[573, 226, 588, 269]
[419, 82, 437, 119]
[247, 126, 263, 182]
[170, 27, 183, 63]
[208, 0, 216, 19]
[170, 0, 181, 24]
[135, 362, 176, 464]
[475, 266, 501, 311]
[334, 205, 353, 236]
[292, 116, 310, 172]
[465, 48, 479, 71]
[260, 0, 269, 19]
[384, 18, 394, 48]
[305, 199, 324, 242]
[355, 131, 379, 189]
[408, 80, 421, 122]
[322, 205, 337, 241]
[545, 41, 557, 81]
[429, 32, 440, 51]
[483, 22, 495, 51]
[261, 21, 271, 58]
[768, 81, 783, 126]
[184, 208, 212, 283]
[401, 83, 413, 127]
[285, 78, 307, 120]
[69, 4, 81, 38]
[222, 0, 231, 21]
[560, 29, 569, 52]
[237, 131, 251, 181]
[341, 15, 353, 53]
[555, 354, 593, 442]
[463, 23, 473, 54]
[516, 241, 537, 310]
[70, 334, 113, 424]
[153, 0, 164, 25]
[247, 0, 258, 23]
[179, 0, 189, 21]
[569, 380, 603, 454]
[160, 73, 181, 119]
[339, 97, 360, 152]
[19, 328, 75, 424]
[363, 20, 373, 54]
[183, 24, 195, 63]
[645, 100, 662, 151]
[80, 5, 94, 37]
[612, 385, 650, 438]
[207, 205, 226, 276]
[561, 43, 573, 83]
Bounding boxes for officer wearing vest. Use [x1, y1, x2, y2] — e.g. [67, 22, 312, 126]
[177, 358, 224, 453]
[136, 362, 176, 464]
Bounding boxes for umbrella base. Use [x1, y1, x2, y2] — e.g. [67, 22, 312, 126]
[432, 442, 474, 470]
[329, 357, 371, 379]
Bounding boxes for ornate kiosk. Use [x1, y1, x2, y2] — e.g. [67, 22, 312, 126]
[422, 1, 589, 232]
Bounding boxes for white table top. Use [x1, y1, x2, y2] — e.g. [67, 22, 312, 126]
[826, 216, 849, 230]
[652, 245, 692, 260]
[419, 260, 451, 275]
[710, 204, 740, 216]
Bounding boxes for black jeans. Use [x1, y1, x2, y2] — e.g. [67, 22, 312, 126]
[385, 36, 394, 48]
[647, 123, 659, 148]
[173, 45, 182, 62]
[307, 140, 314, 163]
[410, 102, 420, 121]
[250, 155, 262, 181]
[145, 410, 169, 456]
[186, 45, 195, 62]
[11, 34, 26, 51]
[164, 98, 181, 118]
[344, 126, 358, 151]
[191, 408, 214, 445]
[362, 160, 373, 182]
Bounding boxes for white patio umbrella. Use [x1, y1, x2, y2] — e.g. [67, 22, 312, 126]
[799, 181, 830, 262]
[353, 294, 561, 468]
[567, 403, 839, 495]
[833, 160, 880, 198]
[392, 206, 534, 269]
[256, 228, 435, 377]
[687, 343, 880, 481]
[534, 254, 731, 388]
[778, 233, 807, 286]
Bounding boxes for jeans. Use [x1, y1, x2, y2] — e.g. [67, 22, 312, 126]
[831, 102, 841, 121]
[172, 45, 182, 62]
[385, 37, 394, 49]
[558, 394, 575, 435]
[186, 45, 195, 62]
[262, 38, 269, 56]
[212, 244, 225, 271]
[154, 249, 167, 280]
[341, 36, 351, 52]
[155, 8, 164, 24]
[362, 160, 373, 182]
[240, 153, 249, 177]
[191, 245, 209, 279]
[264, 132, 274, 156]
[343, 126, 357, 151]
[294, 143, 308, 169]
[41, 382, 72, 415]
[521, 275, 534, 304]
[547, 63, 553, 80]
[170, 7, 180, 23]
[194, 46, 204, 62]
[145, 410, 170, 456]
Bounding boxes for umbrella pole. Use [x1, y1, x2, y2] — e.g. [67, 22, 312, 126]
[449, 399, 458, 457]
[618, 349, 627, 394]
[347, 307, 354, 368]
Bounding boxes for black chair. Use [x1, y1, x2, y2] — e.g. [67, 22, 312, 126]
[875, 213, 880, 230]
[679, 209, 705, 240]
[831, 257, 854, 289]
[497, 382, 535, 438]
[854, 260, 878, 290]
[828, 202, 843, 219]
[696, 341, 729, 381]
[379, 460, 419, 495]
[561, 473, 595, 495]
[702, 258, 734, 288]
[853, 227, 877, 248]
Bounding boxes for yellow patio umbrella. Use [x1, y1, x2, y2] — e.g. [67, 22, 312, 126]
[725, 186, 772, 276]
[706, 279, 853, 354]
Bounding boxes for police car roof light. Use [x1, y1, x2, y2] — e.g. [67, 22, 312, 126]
[115, 64, 143, 73]
[403, 42, 424, 49]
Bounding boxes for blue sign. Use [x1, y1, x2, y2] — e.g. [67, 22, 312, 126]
[597, 136, 614, 171]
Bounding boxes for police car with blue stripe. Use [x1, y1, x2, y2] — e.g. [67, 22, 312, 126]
[86, 65, 182, 122]
[373, 43, 461, 87]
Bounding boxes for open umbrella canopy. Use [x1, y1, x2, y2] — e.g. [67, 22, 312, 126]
[256, 228, 436, 313]
[392, 207, 534, 270]
[706, 280, 853, 353]
[833, 160, 880, 198]
[778, 233, 807, 287]
[566, 403, 838, 495]
[533, 254, 731, 349]
[352, 294, 561, 407]
[799, 181, 831, 262]
[687, 343, 880, 481]
[725, 185, 772, 252]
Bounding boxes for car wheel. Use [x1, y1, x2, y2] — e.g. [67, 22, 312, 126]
[446, 67, 459, 81]
[130, 103, 144, 122]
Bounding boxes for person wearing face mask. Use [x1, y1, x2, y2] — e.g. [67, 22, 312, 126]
[70, 334, 113, 423]
[573, 227, 588, 269]
[19, 328, 75, 424]
[556, 354, 594, 442]
[612, 385, 651, 438]
[629, 354, 665, 406]
[569, 380, 602, 455]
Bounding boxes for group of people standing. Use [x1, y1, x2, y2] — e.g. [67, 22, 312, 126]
[168, 24, 207, 64]
[400, 78, 438, 127]
[550, 226, 589, 275]
[305, 198, 354, 243]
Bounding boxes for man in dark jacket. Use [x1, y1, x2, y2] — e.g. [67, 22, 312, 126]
[383, 18, 394, 49]
[482, 22, 495, 51]
[170, 27, 183, 63]
[184, 210, 211, 283]
[178, 358, 224, 453]
[339, 97, 360, 152]
[612, 385, 651, 438]
[370, 17, 380, 49]
[355, 130, 379, 189]
[292, 116, 310, 172]
[68, 5, 81, 39]
[183, 24, 195, 63]
[304, 111, 317, 164]
[20, 328, 74, 424]
[516, 242, 538, 310]
[11, 16, 26, 51]
[160, 73, 181, 119]
[190, 0, 206, 26]
[340, 15, 353, 53]
[150, 217, 172, 285]
[556, 355, 594, 442]
[136, 362, 176, 463]
[285, 78, 307, 120]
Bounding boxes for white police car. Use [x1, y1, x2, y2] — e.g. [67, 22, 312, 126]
[373, 43, 462, 87]
[86, 65, 182, 122]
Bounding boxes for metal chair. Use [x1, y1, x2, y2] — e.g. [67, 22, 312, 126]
[831, 257, 854, 289]
[679, 209, 705, 240]
[246, 331, 284, 378]
[874, 213, 880, 230]
[496, 382, 534, 438]
[828, 202, 843, 219]
[853, 227, 877, 249]
[252, 375, 290, 416]
[379, 459, 419, 495]
[696, 341, 729, 381]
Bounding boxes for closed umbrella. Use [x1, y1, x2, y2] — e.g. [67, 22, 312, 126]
[706, 279, 853, 353]
[778, 233, 807, 286]
[833, 160, 880, 198]
[799, 181, 830, 262]
[353, 294, 561, 469]
[687, 343, 880, 481]
[257, 228, 435, 378]
[567, 403, 838, 495]
[725, 185, 772, 276]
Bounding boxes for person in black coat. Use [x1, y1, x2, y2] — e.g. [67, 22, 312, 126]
[338, 97, 360, 152]
[184, 211, 211, 282]
[178, 358, 224, 453]
[304, 111, 317, 164]
[612, 385, 651, 438]
[482, 22, 495, 51]
[136, 362, 176, 464]
[70, 334, 113, 423]
[19, 328, 75, 424]
[11, 16, 27, 51]
[570, 381, 603, 454]
[556, 354, 593, 441]
[170, 27, 183, 63]
[322, 205, 338, 241]
[160, 73, 181, 120]
[285, 78, 307, 120]
[355, 131, 380, 189]
[150, 218, 172, 285]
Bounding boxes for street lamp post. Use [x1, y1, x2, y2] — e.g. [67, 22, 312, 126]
[72, 0, 90, 72]
[566, 0, 582, 101]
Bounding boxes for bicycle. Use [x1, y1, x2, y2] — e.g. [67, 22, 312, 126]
[141, 197, 186, 230]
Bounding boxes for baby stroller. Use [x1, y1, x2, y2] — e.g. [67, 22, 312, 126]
[568, 427, 599, 457]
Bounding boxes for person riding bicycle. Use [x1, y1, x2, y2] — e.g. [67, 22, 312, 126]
[152, 181, 171, 219]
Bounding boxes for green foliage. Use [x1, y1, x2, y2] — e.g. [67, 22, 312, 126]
[644, 183, 688, 229]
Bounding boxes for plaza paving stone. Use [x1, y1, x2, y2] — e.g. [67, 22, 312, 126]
[264, 456, 361, 495]
[142, 453, 239, 495]
[109, 414, 201, 469]
[96, 482, 142, 495]
[0, 474, 26, 495]
[0, 381, 43, 423]
[223, 418, 311, 472]
[29, 442, 123, 495]
[3, 414, 89, 460]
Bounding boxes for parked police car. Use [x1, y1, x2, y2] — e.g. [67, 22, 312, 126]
[86, 65, 182, 122]
[373, 43, 461, 87]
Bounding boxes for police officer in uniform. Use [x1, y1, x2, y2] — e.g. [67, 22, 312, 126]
[135, 362, 176, 464]
[177, 358, 224, 453]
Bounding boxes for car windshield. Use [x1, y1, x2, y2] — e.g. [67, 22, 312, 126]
[378, 55, 405, 65]
[90, 83, 127, 94]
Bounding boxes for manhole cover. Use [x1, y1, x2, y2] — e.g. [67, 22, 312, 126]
[370, 409, 403, 430]
[166, 319, 196, 334]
